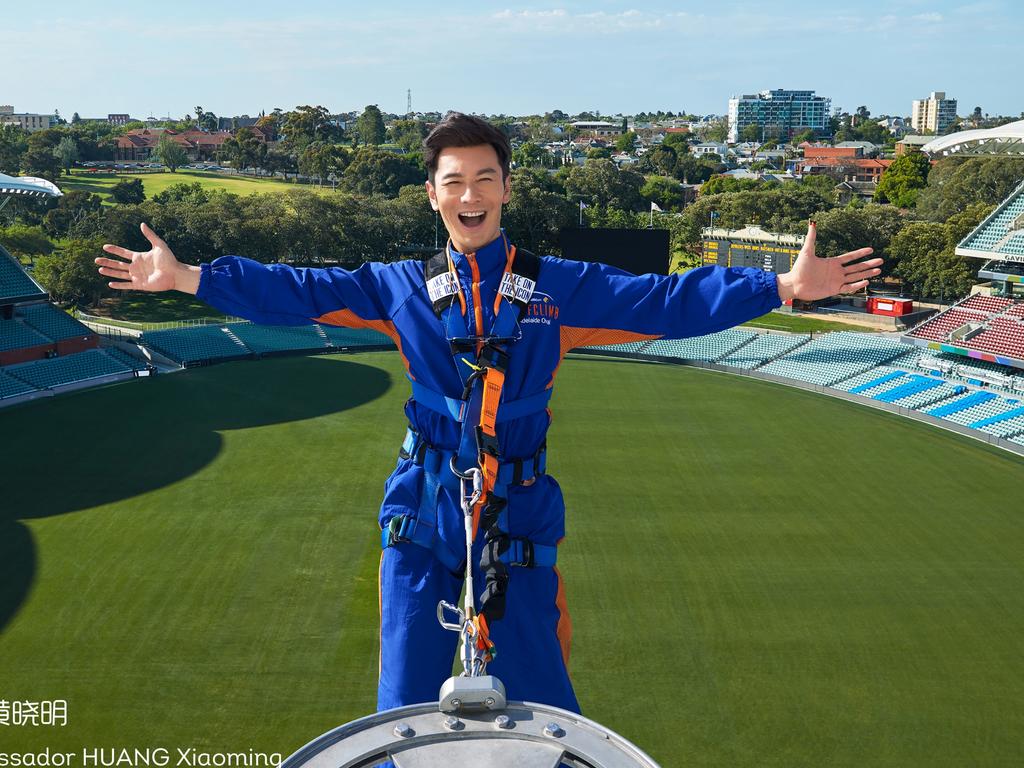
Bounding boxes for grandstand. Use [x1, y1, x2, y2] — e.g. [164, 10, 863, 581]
[0, 239, 146, 403]
[903, 180, 1024, 376]
[138, 322, 393, 367]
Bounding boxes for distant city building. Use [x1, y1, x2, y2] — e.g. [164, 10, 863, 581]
[727, 89, 831, 143]
[693, 142, 728, 158]
[911, 91, 957, 134]
[114, 128, 242, 162]
[570, 120, 620, 137]
[107, 114, 131, 126]
[0, 105, 57, 132]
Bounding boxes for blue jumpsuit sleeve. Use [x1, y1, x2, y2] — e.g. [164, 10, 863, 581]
[554, 259, 782, 340]
[195, 256, 396, 326]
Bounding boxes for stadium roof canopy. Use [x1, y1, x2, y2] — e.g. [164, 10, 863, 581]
[0, 173, 62, 198]
[923, 120, 1024, 157]
[956, 180, 1024, 262]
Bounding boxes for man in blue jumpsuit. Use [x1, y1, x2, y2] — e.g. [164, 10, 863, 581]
[97, 113, 880, 716]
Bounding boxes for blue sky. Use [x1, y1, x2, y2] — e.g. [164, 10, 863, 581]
[7, 1, 1021, 120]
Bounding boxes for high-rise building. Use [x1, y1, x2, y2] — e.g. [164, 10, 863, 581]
[727, 89, 831, 144]
[911, 91, 957, 134]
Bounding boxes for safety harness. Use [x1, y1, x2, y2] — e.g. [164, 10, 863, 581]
[381, 236, 556, 661]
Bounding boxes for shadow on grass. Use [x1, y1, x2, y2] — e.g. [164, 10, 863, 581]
[0, 354, 391, 632]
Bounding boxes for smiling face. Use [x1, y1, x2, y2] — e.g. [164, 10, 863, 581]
[425, 143, 511, 255]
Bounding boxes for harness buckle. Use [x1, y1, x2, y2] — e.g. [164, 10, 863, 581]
[475, 426, 501, 460]
[506, 538, 534, 567]
[480, 343, 510, 374]
[384, 514, 415, 546]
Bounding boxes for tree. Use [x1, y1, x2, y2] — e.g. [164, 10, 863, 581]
[389, 119, 427, 153]
[53, 136, 79, 175]
[562, 159, 644, 211]
[155, 135, 187, 172]
[341, 147, 422, 197]
[890, 222, 971, 301]
[916, 156, 1024, 222]
[874, 151, 931, 207]
[512, 142, 547, 168]
[501, 169, 575, 254]
[0, 123, 28, 174]
[640, 175, 686, 211]
[22, 129, 63, 180]
[43, 190, 103, 237]
[282, 105, 339, 151]
[586, 147, 611, 160]
[812, 204, 905, 279]
[661, 132, 689, 151]
[111, 178, 146, 204]
[220, 127, 266, 172]
[739, 124, 761, 143]
[0, 223, 54, 265]
[356, 105, 387, 146]
[298, 142, 349, 185]
[33, 236, 110, 306]
[615, 131, 637, 153]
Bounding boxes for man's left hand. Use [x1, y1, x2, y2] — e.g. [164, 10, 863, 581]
[775, 222, 883, 302]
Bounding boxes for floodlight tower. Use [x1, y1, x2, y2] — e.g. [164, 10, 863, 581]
[407, 89, 412, 117]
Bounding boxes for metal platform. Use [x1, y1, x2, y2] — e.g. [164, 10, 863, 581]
[280, 697, 661, 768]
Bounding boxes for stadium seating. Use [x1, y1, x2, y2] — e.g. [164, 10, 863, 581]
[8, 349, 131, 390]
[972, 408, 1024, 438]
[719, 332, 810, 369]
[0, 369, 36, 399]
[643, 330, 755, 362]
[586, 340, 654, 354]
[757, 332, 907, 386]
[0, 318, 51, 352]
[938, 394, 1022, 427]
[960, 295, 1013, 314]
[102, 346, 150, 371]
[907, 307, 987, 342]
[0, 245, 46, 301]
[885, 380, 965, 410]
[226, 322, 331, 354]
[17, 303, 94, 341]
[925, 390, 998, 419]
[959, 192, 1024, 257]
[141, 325, 252, 365]
[318, 324, 394, 348]
[964, 317, 1024, 358]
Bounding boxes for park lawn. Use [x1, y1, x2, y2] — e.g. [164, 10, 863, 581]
[85, 292, 228, 325]
[1, 353, 1022, 766]
[744, 309, 879, 333]
[58, 169, 323, 202]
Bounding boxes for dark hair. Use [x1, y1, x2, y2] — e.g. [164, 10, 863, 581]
[423, 112, 511, 183]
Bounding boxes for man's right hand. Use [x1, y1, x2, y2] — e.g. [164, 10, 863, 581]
[96, 222, 201, 295]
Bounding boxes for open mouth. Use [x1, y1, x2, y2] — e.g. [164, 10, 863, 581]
[458, 210, 487, 229]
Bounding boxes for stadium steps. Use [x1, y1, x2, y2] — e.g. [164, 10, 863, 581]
[719, 333, 810, 370]
[849, 370, 906, 394]
[969, 405, 1024, 430]
[226, 322, 332, 355]
[894, 382, 967, 410]
[926, 391, 998, 418]
[873, 376, 944, 403]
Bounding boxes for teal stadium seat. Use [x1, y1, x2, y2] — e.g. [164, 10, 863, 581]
[17, 303, 94, 341]
[10, 349, 131, 390]
[0, 318, 52, 352]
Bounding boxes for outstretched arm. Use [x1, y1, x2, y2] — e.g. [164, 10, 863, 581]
[96, 223, 200, 294]
[776, 222, 882, 302]
[96, 223, 401, 327]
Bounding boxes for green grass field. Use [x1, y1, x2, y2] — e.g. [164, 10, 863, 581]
[58, 169, 319, 202]
[1, 353, 1022, 766]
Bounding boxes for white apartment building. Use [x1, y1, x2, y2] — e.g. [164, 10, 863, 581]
[911, 91, 958, 134]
